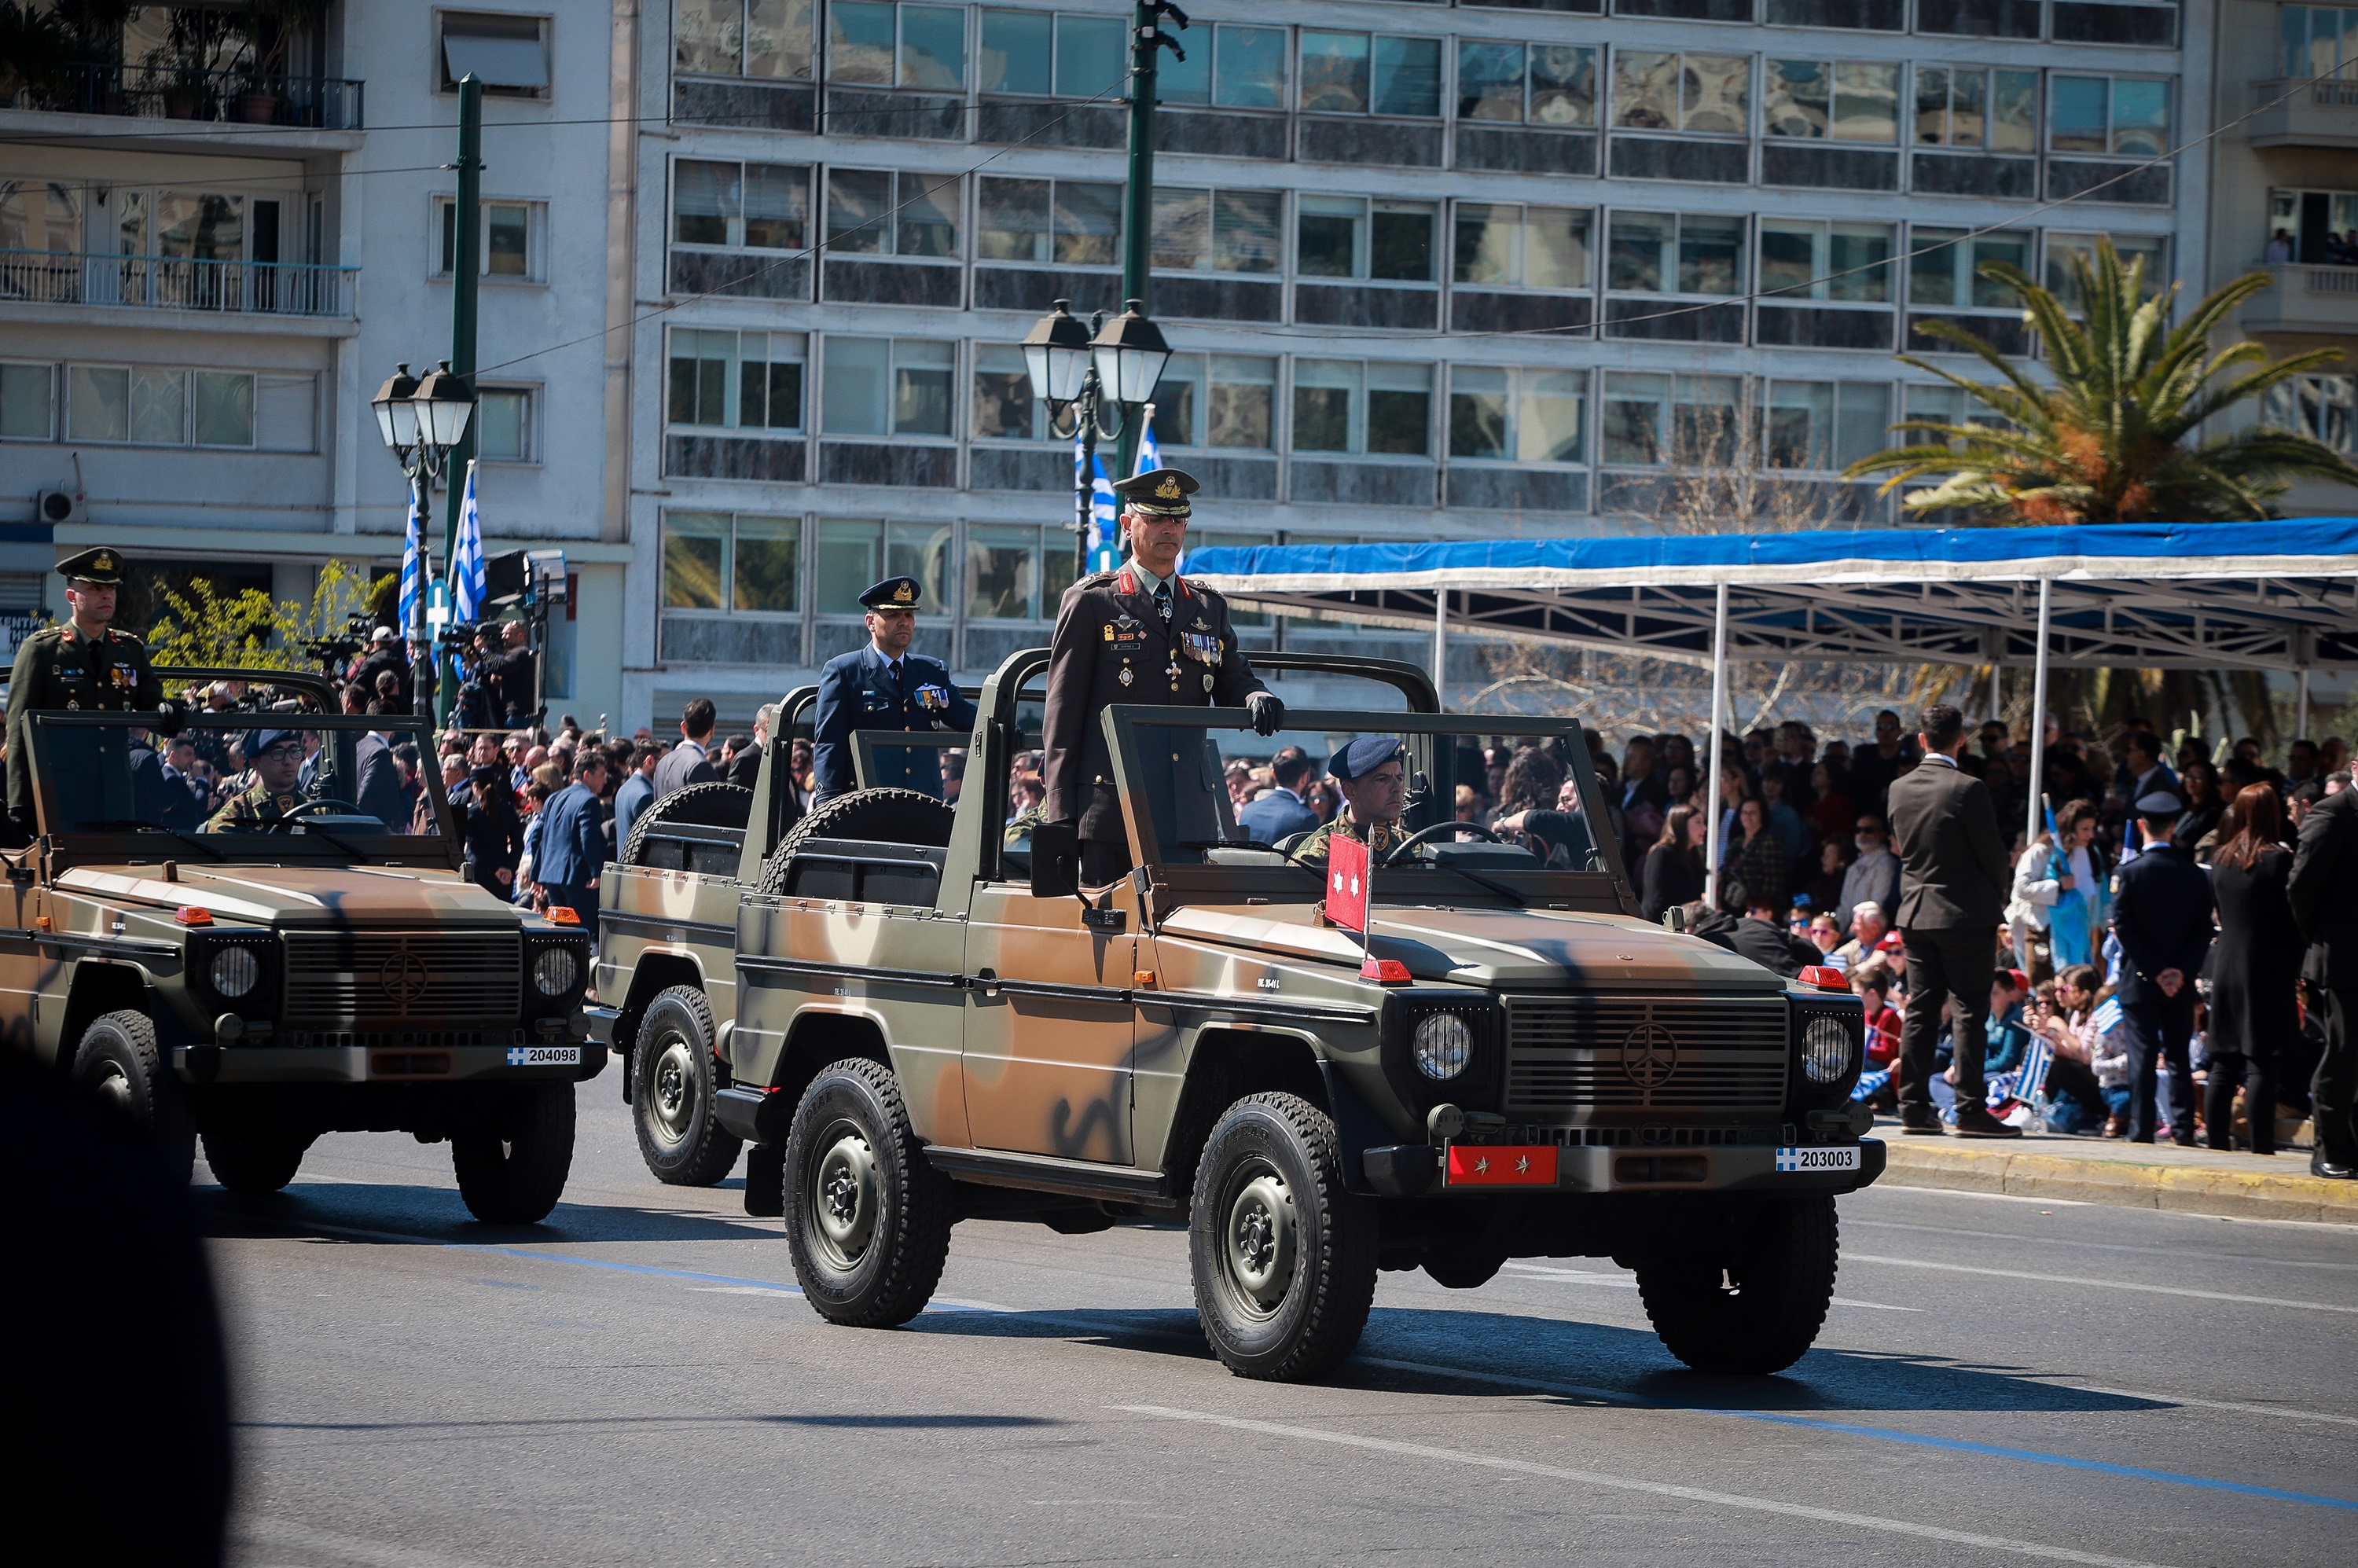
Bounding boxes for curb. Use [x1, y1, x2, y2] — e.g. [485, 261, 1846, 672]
[1878, 1141, 2358, 1225]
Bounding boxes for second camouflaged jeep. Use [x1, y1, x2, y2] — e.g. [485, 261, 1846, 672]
[0, 673, 597, 1221]
[607, 650, 1882, 1382]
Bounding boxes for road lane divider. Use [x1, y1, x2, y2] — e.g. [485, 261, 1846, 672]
[1844, 1254, 2358, 1313]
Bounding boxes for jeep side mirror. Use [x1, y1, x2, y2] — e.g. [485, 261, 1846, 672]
[1030, 821, 1081, 902]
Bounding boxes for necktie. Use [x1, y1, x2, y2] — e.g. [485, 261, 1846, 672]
[887, 661, 902, 694]
[1154, 582, 1172, 624]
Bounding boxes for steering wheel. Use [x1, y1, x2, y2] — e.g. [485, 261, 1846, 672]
[1378, 820, 1500, 866]
[261, 797, 362, 832]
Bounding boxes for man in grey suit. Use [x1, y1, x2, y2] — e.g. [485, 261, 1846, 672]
[1885, 703, 2018, 1138]
[1239, 747, 1320, 843]
[2290, 780, 2358, 1179]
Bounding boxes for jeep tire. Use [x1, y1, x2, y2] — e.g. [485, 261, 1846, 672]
[1633, 1195, 1838, 1375]
[621, 780, 754, 866]
[73, 1009, 194, 1184]
[200, 1126, 312, 1194]
[757, 788, 955, 895]
[631, 986, 742, 1186]
[452, 1082, 577, 1224]
[783, 1058, 952, 1327]
[1190, 1092, 1378, 1382]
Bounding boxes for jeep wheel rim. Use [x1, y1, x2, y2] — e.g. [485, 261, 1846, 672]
[648, 1035, 696, 1148]
[808, 1119, 879, 1268]
[1221, 1162, 1296, 1317]
[91, 1061, 133, 1111]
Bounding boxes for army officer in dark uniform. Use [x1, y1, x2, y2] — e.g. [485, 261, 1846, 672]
[811, 575, 977, 805]
[1041, 468, 1284, 885]
[6, 545, 181, 833]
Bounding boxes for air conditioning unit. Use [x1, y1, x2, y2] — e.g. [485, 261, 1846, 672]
[35, 489, 86, 525]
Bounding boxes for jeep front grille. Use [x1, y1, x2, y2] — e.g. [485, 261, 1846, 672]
[281, 931, 521, 1023]
[1504, 994, 1787, 1118]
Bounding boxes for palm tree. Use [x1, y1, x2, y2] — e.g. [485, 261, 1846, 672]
[1844, 240, 2358, 523]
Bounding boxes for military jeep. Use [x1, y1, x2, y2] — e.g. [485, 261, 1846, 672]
[0, 671, 597, 1222]
[611, 649, 1882, 1382]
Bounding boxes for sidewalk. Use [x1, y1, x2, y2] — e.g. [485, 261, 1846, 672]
[1872, 1120, 2358, 1225]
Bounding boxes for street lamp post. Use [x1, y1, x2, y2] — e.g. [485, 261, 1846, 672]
[371, 358, 476, 720]
[1021, 298, 1172, 582]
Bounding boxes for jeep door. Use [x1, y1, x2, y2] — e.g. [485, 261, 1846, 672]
[960, 883, 1137, 1163]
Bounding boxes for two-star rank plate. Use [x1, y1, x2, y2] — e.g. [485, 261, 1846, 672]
[1443, 1144, 1559, 1187]
[1775, 1144, 1860, 1173]
[506, 1045, 581, 1067]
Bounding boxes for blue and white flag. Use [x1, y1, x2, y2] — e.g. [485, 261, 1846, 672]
[1078, 435, 1121, 574]
[451, 459, 487, 623]
[1133, 402, 1161, 476]
[399, 478, 426, 637]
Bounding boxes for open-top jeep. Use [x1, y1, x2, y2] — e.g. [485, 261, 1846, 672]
[601, 650, 1881, 1379]
[0, 670, 597, 1222]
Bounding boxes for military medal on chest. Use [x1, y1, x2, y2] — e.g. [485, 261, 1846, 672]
[1118, 666, 1133, 686]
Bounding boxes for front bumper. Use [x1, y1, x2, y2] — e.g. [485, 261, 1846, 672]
[1363, 1137, 1884, 1197]
[175, 1041, 607, 1086]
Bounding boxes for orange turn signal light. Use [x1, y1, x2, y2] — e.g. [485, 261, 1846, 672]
[174, 905, 212, 926]
[1798, 964, 1849, 992]
[1133, 970, 1157, 989]
[1360, 957, 1412, 984]
[545, 905, 581, 926]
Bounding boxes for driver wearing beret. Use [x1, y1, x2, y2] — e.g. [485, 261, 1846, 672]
[204, 730, 308, 832]
[1295, 737, 1410, 865]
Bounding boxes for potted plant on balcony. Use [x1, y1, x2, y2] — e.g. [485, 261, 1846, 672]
[0, 3, 73, 110]
[233, 0, 326, 124]
[50, 0, 138, 114]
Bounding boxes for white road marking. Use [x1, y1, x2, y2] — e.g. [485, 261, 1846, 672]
[1845, 1254, 2358, 1313]
[1114, 1405, 2180, 1568]
[2030, 1383, 2358, 1430]
[1845, 1217, 2358, 1272]
[239, 1517, 501, 1568]
[1500, 1261, 1921, 1311]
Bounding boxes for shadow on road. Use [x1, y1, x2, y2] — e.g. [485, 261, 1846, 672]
[238, 1412, 1062, 1434]
[193, 1181, 774, 1245]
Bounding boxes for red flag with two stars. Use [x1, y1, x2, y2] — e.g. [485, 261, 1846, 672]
[1324, 832, 1370, 934]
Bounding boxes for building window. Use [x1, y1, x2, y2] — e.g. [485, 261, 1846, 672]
[821, 336, 953, 437]
[1765, 61, 1899, 143]
[2265, 189, 2358, 264]
[825, 170, 958, 258]
[64, 365, 255, 447]
[977, 178, 1122, 265]
[1299, 31, 1443, 117]
[1456, 204, 1593, 291]
[675, 0, 815, 80]
[978, 9, 1125, 97]
[828, 1, 966, 88]
[2283, 6, 2358, 77]
[1599, 373, 1740, 468]
[663, 511, 801, 615]
[1914, 65, 2038, 150]
[1608, 211, 1746, 295]
[0, 362, 55, 440]
[1611, 52, 1750, 137]
[1759, 219, 1893, 301]
[1151, 188, 1282, 274]
[0, 178, 82, 252]
[1456, 41, 1597, 126]
[1153, 23, 1287, 108]
[437, 199, 540, 279]
[1293, 360, 1433, 456]
[438, 12, 551, 97]
[816, 518, 949, 610]
[1449, 366, 1585, 464]
[971, 523, 1071, 620]
[2049, 75, 2172, 157]
[475, 386, 536, 461]
[672, 160, 810, 250]
[971, 344, 1043, 439]
[1761, 381, 1889, 470]
[2044, 233, 2169, 303]
[1908, 227, 2031, 309]
[669, 329, 807, 431]
[2264, 374, 2358, 454]
[1155, 354, 1277, 449]
[1297, 196, 1437, 282]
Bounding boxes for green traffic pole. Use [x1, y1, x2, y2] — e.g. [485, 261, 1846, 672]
[1114, 2, 1160, 483]
[438, 74, 483, 726]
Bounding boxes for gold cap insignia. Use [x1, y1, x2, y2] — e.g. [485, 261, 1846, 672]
[93, 552, 113, 571]
[1155, 476, 1183, 500]
[894, 582, 913, 602]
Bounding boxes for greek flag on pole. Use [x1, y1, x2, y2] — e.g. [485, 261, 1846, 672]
[399, 479, 426, 635]
[451, 460, 487, 623]
[1078, 435, 1121, 573]
[1134, 402, 1161, 476]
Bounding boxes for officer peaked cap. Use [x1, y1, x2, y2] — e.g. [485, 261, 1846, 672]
[860, 575, 923, 609]
[1112, 468, 1198, 516]
[2132, 789, 2183, 819]
[57, 545, 128, 585]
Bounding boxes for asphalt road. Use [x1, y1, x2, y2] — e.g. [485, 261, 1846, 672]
[205, 1079, 2358, 1568]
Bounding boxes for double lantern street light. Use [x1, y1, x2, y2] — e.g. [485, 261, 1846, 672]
[370, 360, 477, 715]
[1019, 298, 1172, 579]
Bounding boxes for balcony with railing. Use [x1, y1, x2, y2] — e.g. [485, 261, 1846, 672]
[2242, 263, 2358, 336]
[2247, 76, 2358, 149]
[0, 252, 356, 320]
[7, 60, 363, 131]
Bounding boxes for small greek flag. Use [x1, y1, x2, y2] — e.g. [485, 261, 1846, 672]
[1134, 402, 1161, 476]
[1775, 1148, 1803, 1172]
[1080, 439, 1121, 573]
[2092, 997, 2123, 1037]
[451, 460, 487, 623]
[399, 479, 427, 636]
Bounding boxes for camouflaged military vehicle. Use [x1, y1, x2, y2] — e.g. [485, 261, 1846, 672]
[597, 650, 1881, 1382]
[1, 671, 597, 1222]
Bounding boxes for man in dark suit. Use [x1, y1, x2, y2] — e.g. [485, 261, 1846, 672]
[1721, 898, 1823, 979]
[1042, 468, 1283, 885]
[2289, 780, 2358, 1178]
[2111, 790, 2215, 1144]
[1239, 746, 1320, 843]
[725, 703, 774, 790]
[1885, 703, 2017, 1137]
[812, 578, 976, 805]
[651, 697, 718, 799]
[533, 748, 609, 938]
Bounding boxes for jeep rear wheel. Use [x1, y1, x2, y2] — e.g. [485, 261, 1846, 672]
[1633, 1195, 1838, 1375]
[73, 1010, 194, 1184]
[631, 986, 742, 1186]
[1189, 1093, 1377, 1382]
[783, 1058, 951, 1327]
[200, 1127, 311, 1194]
[452, 1083, 576, 1224]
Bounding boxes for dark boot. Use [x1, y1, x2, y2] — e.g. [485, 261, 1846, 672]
[1954, 1105, 2024, 1139]
[2312, 1149, 2358, 1181]
[1898, 1107, 1945, 1136]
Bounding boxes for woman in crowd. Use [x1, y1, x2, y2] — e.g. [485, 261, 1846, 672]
[2025, 965, 2112, 1132]
[1640, 803, 1707, 923]
[1803, 835, 1851, 921]
[1497, 746, 1565, 822]
[2173, 760, 2225, 857]
[2207, 783, 2300, 1155]
[1807, 762, 1853, 848]
[2011, 799, 2106, 974]
[1849, 960, 1902, 1109]
[1724, 795, 1789, 915]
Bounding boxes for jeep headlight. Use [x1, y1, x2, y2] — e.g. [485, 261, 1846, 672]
[532, 946, 580, 998]
[209, 947, 259, 999]
[1412, 1012, 1474, 1081]
[1802, 1015, 1855, 1084]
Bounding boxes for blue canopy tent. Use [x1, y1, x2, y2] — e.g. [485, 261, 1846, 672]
[1187, 518, 2358, 902]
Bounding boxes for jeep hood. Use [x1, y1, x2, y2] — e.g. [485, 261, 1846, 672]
[1160, 903, 1780, 991]
[57, 864, 520, 927]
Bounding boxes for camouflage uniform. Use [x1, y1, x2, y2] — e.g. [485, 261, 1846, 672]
[1295, 808, 1410, 865]
[1003, 801, 1045, 851]
[204, 780, 306, 833]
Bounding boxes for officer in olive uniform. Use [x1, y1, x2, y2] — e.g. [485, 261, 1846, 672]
[1296, 736, 1413, 865]
[811, 575, 978, 804]
[204, 729, 310, 832]
[6, 546, 180, 832]
[1041, 468, 1284, 885]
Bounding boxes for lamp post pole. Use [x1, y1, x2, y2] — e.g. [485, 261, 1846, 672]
[1073, 313, 1107, 584]
[1115, 2, 1184, 480]
[440, 73, 484, 725]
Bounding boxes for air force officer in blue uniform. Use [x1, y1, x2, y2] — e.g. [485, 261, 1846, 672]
[811, 575, 976, 804]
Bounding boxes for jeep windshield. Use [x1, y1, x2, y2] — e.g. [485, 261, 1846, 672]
[1102, 706, 1634, 912]
[21, 710, 450, 861]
